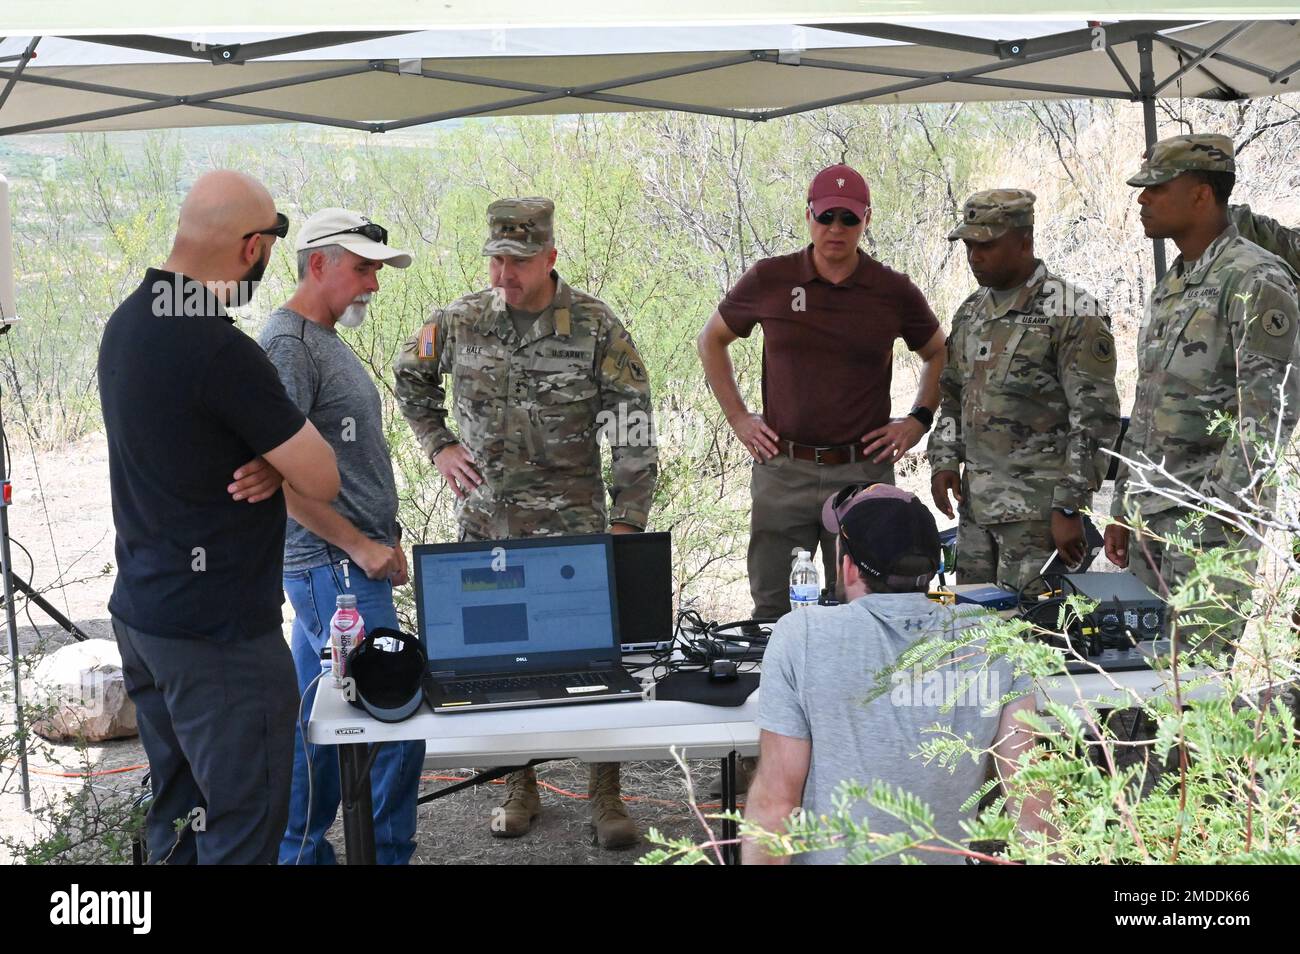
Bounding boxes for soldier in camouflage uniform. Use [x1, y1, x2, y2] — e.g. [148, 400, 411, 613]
[393, 197, 659, 849]
[1104, 135, 1300, 655]
[930, 190, 1121, 592]
[1231, 204, 1300, 279]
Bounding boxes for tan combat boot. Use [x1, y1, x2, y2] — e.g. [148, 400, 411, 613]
[492, 767, 541, 838]
[589, 762, 638, 850]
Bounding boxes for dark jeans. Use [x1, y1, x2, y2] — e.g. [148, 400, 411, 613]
[113, 617, 297, 864]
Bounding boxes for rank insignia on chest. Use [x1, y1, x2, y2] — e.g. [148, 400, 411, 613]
[417, 324, 437, 360]
[974, 340, 993, 362]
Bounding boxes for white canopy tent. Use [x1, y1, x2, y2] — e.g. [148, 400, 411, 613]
[1, 6, 1299, 812]
[1, 19, 1298, 136]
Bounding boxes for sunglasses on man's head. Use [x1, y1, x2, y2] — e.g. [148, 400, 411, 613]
[243, 212, 290, 240]
[829, 482, 878, 519]
[308, 221, 390, 246]
[813, 208, 863, 227]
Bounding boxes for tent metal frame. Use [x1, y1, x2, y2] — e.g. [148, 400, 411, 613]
[0, 19, 1287, 279]
[0, 20, 1293, 139]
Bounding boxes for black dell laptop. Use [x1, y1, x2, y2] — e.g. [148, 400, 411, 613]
[413, 534, 645, 713]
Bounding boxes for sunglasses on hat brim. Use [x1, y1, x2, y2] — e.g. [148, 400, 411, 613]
[827, 482, 884, 529]
[307, 221, 390, 246]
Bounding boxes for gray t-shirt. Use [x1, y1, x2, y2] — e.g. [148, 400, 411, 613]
[258, 308, 400, 571]
[758, 592, 1032, 865]
[988, 283, 1021, 311]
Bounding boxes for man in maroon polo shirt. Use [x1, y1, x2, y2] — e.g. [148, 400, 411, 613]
[698, 164, 946, 620]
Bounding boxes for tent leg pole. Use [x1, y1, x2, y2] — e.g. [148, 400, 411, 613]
[0, 385, 30, 812]
[1138, 34, 1167, 281]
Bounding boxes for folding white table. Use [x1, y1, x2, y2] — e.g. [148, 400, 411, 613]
[306, 658, 1207, 865]
[307, 683, 761, 864]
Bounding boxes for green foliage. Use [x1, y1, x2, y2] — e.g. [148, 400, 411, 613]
[1, 782, 146, 865]
[3, 109, 998, 616]
[654, 545, 1300, 863]
[647, 461, 1300, 865]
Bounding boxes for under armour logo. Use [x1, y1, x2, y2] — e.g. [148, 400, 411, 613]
[836, 178, 845, 188]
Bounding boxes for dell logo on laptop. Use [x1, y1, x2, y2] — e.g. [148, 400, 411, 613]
[515, 656, 528, 663]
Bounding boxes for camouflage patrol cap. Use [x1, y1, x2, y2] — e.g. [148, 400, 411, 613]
[482, 196, 555, 257]
[946, 189, 1036, 242]
[1126, 134, 1235, 187]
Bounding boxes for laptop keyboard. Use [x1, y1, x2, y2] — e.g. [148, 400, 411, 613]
[443, 671, 610, 697]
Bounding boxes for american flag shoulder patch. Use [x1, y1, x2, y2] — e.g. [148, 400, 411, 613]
[417, 323, 437, 360]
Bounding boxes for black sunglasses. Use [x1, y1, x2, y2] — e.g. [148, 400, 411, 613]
[307, 222, 389, 246]
[243, 212, 290, 240]
[829, 482, 873, 520]
[813, 208, 862, 227]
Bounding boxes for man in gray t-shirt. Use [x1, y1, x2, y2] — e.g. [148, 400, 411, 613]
[258, 208, 424, 865]
[744, 483, 1050, 865]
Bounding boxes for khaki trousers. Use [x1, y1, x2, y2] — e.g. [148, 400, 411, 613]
[747, 453, 894, 620]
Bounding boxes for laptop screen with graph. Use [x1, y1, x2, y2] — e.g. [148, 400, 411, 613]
[413, 535, 622, 675]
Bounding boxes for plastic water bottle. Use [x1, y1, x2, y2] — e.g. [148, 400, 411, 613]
[789, 550, 821, 612]
[329, 594, 365, 688]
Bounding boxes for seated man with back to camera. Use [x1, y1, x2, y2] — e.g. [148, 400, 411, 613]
[743, 484, 1052, 864]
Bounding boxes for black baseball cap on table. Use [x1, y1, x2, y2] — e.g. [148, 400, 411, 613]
[347, 628, 427, 723]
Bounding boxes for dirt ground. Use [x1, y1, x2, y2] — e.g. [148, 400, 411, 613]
[0, 424, 1126, 864]
[0, 421, 1142, 865]
[0, 431, 740, 864]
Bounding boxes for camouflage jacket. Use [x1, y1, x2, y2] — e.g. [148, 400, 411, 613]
[1112, 225, 1300, 519]
[393, 273, 659, 538]
[1231, 204, 1300, 280]
[930, 261, 1121, 524]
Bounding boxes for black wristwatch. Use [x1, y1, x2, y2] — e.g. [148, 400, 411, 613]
[908, 406, 934, 431]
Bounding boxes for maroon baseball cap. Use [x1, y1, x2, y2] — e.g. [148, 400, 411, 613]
[807, 164, 871, 218]
[821, 483, 940, 592]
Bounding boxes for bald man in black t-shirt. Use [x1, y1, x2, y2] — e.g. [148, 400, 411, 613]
[99, 170, 339, 864]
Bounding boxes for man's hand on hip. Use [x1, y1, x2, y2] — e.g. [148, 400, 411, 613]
[1050, 511, 1087, 568]
[861, 416, 925, 465]
[228, 456, 284, 503]
[728, 412, 780, 462]
[930, 469, 962, 519]
[434, 443, 483, 499]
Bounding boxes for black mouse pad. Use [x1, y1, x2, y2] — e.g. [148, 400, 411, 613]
[654, 671, 759, 706]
